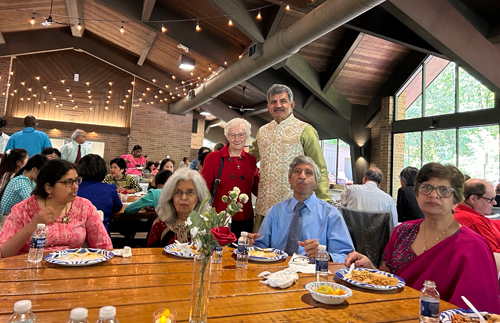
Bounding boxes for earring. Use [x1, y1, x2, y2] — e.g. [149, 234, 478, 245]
[47, 194, 52, 199]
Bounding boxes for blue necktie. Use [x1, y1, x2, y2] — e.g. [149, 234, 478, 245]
[284, 202, 306, 256]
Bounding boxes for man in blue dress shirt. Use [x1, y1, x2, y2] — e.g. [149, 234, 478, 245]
[249, 155, 354, 262]
[4, 115, 52, 157]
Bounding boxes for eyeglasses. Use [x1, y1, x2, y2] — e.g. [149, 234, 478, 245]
[228, 133, 246, 139]
[57, 177, 82, 187]
[174, 189, 197, 197]
[417, 184, 454, 198]
[478, 195, 496, 204]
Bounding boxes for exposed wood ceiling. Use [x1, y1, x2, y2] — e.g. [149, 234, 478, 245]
[0, 0, 497, 142]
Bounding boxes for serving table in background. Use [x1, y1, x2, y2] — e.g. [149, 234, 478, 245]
[0, 248, 457, 322]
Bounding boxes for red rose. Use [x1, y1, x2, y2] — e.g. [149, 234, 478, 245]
[210, 227, 237, 246]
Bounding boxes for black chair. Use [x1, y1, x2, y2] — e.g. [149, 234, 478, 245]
[337, 206, 393, 268]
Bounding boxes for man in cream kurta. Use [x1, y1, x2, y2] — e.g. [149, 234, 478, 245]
[249, 84, 330, 232]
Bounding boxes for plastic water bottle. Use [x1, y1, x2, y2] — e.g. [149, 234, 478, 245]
[27, 223, 46, 263]
[419, 280, 439, 323]
[96, 306, 119, 323]
[315, 245, 329, 282]
[7, 300, 36, 322]
[68, 307, 88, 323]
[236, 231, 249, 268]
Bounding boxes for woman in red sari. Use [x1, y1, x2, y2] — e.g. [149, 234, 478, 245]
[346, 163, 500, 312]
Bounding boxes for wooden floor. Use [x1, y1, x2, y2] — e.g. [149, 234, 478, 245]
[0, 248, 457, 322]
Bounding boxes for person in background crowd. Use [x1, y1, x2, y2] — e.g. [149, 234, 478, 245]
[77, 154, 122, 230]
[213, 143, 224, 151]
[179, 157, 190, 169]
[0, 117, 10, 154]
[103, 158, 142, 194]
[397, 166, 424, 222]
[345, 163, 500, 312]
[248, 156, 354, 262]
[60, 129, 90, 163]
[143, 161, 157, 178]
[160, 158, 175, 172]
[0, 154, 48, 228]
[0, 149, 28, 198]
[197, 151, 209, 174]
[4, 115, 52, 157]
[340, 167, 398, 228]
[147, 169, 209, 247]
[121, 145, 146, 176]
[202, 118, 259, 236]
[125, 170, 172, 215]
[41, 147, 61, 160]
[190, 147, 210, 172]
[0, 159, 112, 258]
[454, 178, 500, 271]
[249, 84, 330, 233]
[494, 183, 500, 206]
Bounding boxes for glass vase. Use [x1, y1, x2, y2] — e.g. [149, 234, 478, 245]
[189, 254, 212, 323]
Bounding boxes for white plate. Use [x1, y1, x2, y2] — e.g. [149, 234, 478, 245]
[164, 243, 199, 258]
[234, 247, 288, 262]
[44, 248, 114, 266]
[440, 309, 490, 323]
[334, 268, 405, 291]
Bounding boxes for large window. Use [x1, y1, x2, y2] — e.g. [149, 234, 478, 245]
[320, 139, 352, 185]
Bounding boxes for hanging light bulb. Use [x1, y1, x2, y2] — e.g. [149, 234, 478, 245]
[77, 18, 82, 31]
[120, 21, 125, 33]
[224, 59, 228, 65]
[286, 4, 290, 10]
[208, 64, 212, 71]
[30, 12, 36, 25]
[239, 53, 243, 59]
[196, 19, 201, 31]
[257, 9, 262, 20]
[172, 74, 176, 79]
[161, 23, 167, 33]
[228, 16, 233, 26]
[86, 82, 90, 86]
[109, 82, 113, 86]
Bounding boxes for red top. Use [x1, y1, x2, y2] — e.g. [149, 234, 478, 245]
[201, 144, 259, 221]
[454, 203, 500, 252]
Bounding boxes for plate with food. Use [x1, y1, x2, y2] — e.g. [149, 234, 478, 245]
[440, 309, 500, 323]
[335, 268, 405, 290]
[44, 248, 114, 266]
[305, 281, 352, 305]
[233, 247, 287, 262]
[164, 242, 199, 258]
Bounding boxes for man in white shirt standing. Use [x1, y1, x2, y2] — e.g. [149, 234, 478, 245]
[340, 167, 398, 228]
[0, 118, 10, 154]
[60, 129, 90, 163]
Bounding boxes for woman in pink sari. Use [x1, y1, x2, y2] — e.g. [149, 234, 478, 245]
[346, 163, 500, 313]
[121, 145, 146, 176]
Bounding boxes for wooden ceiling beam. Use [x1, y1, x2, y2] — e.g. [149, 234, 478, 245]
[141, 0, 156, 21]
[65, 0, 84, 37]
[137, 30, 157, 67]
[488, 22, 500, 44]
[265, 5, 286, 40]
[207, 0, 265, 43]
[283, 53, 352, 120]
[0, 32, 5, 45]
[96, 0, 243, 65]
[384, 0, 500, 97]
[321, 30, 364, 92]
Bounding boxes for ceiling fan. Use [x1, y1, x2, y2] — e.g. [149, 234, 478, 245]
[41, 0, 69, 26]
[229, 86, 255, 112]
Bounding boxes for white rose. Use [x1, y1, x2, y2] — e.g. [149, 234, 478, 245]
[195, 239, 202, 250]
[190, 227, 199, 237]
[200, 229, 207, 235]
[186, 218, 193, 226]
[239, 193, 249, 204]
[233, 187, 241, 195]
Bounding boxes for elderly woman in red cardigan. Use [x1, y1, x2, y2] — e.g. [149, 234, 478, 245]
[202, 118, 259, 236]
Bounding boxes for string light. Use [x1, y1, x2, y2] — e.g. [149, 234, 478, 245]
[35, 76, 40, 80]
[286, 4, 290, 10]
[257, 9, 262, 19]
[239, 53, 243, 59]
[228, 16, 233, 26]
[195, 19, 201, 31]
[109, 82, 113, 86]
[86, 82, 90, 86]
[224, 59, 228, 65]
[120, 21, 124, 33]
[30, 12, 35, 25]
[161, 24, 166, 33]
[77, 18, 82, 31]
[172, 74, 176, 79]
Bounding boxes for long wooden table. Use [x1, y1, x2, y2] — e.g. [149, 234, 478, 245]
[0, 248, 457, 322]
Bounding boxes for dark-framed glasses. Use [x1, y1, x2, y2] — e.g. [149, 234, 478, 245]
[57, 177, 82, 187]
[417, 184, 454, 198]
[478, 195, 496, 204]
[228, 133, 246, 139]
[173, 189, 197, 197]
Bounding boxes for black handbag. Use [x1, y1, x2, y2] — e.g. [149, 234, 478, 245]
[209, 157, 224, 205]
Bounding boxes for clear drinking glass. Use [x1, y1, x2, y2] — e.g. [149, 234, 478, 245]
[152, 309, 177, 323]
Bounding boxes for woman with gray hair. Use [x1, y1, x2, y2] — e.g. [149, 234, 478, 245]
[146, 168, 210, 247]
[397, 166, 424, 222]
[201, 117, 259, 236]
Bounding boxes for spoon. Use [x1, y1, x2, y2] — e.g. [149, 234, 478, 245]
[461, 296, 486, 323]
[348, 262, 355, 275]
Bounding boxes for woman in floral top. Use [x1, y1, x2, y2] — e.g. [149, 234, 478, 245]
[103, 157, 142, 194]
[0, 159, 112, 258]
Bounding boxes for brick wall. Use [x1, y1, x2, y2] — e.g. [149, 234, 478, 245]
[128, 79, 192, 166]
[0, 57, 13, 117]
[392, 93, 407, 197]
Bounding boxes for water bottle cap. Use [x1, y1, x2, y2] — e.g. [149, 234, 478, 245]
[424, 280, 436, 288]
[13, 300, 31, 313]
[70, 307, 88, 320]
[241, 231, 248, 237]
[318, 245, 326, 251]
[99, 306, 116, 319]
[37, 223, 45, 230]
